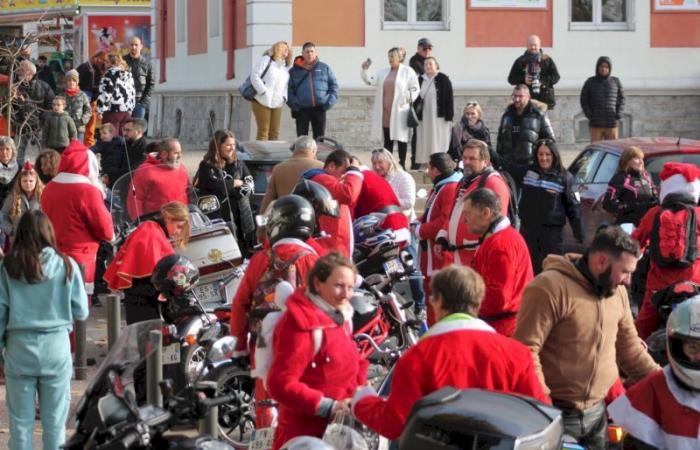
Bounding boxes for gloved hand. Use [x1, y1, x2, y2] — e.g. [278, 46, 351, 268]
[435, 237, 450, 251]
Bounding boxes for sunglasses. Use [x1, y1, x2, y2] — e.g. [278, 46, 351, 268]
[465, 101, 480, 108]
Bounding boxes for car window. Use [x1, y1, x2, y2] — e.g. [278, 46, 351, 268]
[646, 154, 700, 184]
[569, 149, 604, 185]
[247, 162, 276, 194]
[593, 152, 620, 183]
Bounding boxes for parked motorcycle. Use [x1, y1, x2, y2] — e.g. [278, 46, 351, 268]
[62, 319, 240, 449]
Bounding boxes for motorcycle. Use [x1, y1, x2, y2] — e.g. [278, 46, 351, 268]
[62, 319, 240, 449]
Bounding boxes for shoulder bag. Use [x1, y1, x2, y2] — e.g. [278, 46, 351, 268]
[407, 76, 434, 128]
[239, 57, 274, 101]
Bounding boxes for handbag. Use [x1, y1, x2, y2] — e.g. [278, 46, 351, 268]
[407, 77, 434, 128]
[239, 57, 273, 101]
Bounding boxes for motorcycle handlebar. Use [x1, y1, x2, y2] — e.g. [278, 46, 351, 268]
[201, 393, 237, 409]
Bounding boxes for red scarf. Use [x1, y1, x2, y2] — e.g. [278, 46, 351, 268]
[65, 87, 80, 97]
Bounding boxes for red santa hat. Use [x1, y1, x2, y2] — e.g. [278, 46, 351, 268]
[58, 139, 91, 176]
[659, 161, 700, 204]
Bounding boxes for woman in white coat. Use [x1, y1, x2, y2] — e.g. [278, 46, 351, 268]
[416, 57, 454, 165]
[250, 41, 291, 141]
[361, 47, 419, 169]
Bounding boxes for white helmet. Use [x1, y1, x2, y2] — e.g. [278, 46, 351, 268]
[280, 436, 335, 450]
[666, 295, 700, 390]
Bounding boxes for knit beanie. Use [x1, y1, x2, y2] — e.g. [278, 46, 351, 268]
[65, 69, 79, 82]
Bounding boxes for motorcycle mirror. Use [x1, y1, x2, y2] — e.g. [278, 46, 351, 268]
[255, 214, 268, 227]
[207, 336, 237, 364]
[197, 195, 221, 214]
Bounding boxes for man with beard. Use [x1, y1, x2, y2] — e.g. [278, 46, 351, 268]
[513, 226, 659, 450]
[119, 118, 149, 177]
[126, 137, 189, 220]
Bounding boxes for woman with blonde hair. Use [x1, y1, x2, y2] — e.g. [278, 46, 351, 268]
[104, 201, 191, 324]
[361, 46, 419, 169]
[96, 52, 136, 135]
[602, 146, 657, 226]
[449, 101, 492, 162]
[250, 41, 291, 140]
[0, 136, 19, 207]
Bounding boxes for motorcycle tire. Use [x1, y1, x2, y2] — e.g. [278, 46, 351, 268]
[205, 364, 256, 448]
[182, 344, 208, 386]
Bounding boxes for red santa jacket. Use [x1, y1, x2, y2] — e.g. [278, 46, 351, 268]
[416, 172, 461, 276]
[352, 314, 549, 440]
[126, 154, 190, 220]
[41, 140, 114, 287]
[229, 238, 319, 354]
[472, 219, 534, 336]
[437, 169, 511, 266]
[608, 366, 700, 449]
[355, 170, 410, 243]
[303, 168, 363, 258]
[268, 288, 368, 449]
[632, 205, 700, 340]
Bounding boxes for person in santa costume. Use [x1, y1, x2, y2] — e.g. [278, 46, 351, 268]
[126, 137, 189, 221]
[464, 188, 533, 336]
[300, 149, 363, 258]
[412, 152, 460, 325]
[608, 295, 700, 450]
[268, 252, 368, 450]
[435, 139, 511, 267]
[104, 201, 190, 325]
[632, 161, 700, 340]
[229, 195, 320, 429]
[41, 139, 114, 297]
[352, 264, 548, 440]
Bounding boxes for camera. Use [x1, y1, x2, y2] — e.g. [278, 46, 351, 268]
[526, 52, 542, 95]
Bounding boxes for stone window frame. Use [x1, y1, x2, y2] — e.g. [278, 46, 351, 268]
[381, 0, 450, 31]
[569, 0, 635, 32]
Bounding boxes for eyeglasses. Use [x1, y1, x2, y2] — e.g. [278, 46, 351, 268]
[372, 148, 388, 154]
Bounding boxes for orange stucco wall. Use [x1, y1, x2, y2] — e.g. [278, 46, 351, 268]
[465, 0, 552, 47]
[650, 2, 700, 47]
[292, 0, 364, 47]
[223, 0, 246, 51]
[166, 0, 175, 58]
[187, 0, 208, 55]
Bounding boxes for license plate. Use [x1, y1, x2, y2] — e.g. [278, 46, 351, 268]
[162, 343, 181, 365]
[250, 427, 275, 450]
[194, 281, 221, 303]
[383, 259, 403, 276]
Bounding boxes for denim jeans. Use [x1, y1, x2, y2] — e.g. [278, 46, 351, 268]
[131, 103, 146, 119]
[406, 236, 425, 311]
[557, 401, 608, 450]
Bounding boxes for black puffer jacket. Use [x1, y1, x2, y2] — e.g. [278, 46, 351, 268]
[580, 56, 625, 128]
[496, 102, 555, 165]
[602, 169, 658, 226]
[449, 117, 492, 161]
[508, 50, 560, 109]
[124, 54, 155, 105]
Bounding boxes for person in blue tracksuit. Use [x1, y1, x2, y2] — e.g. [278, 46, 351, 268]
[0, 209, 89, 450]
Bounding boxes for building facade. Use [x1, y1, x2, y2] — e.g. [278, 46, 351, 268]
[150, 0, 700, 150]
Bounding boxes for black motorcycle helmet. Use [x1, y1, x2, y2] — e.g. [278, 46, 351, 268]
[292, 179, 340, 219]
[151, 254, 200, 298]
[264, 195, 316, 245]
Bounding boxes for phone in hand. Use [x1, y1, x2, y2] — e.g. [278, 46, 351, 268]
[364, 57, 372, 67]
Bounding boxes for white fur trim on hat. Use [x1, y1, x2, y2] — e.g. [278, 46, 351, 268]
[660, 173, 700, 204]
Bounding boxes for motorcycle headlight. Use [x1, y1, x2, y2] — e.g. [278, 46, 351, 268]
[207, 336, 237, 363]
[399, 249, 414, 271]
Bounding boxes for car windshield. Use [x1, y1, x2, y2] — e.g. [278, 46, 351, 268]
[569, 149, 605, 185]
[645, 154, 700, 184]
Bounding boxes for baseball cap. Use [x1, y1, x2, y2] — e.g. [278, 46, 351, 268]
[418, 38, 433, 48]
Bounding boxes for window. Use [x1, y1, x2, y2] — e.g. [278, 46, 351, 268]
[570, 149, 604, 185]
[570, 0, 634, 31]
[592, 152, 619, 183]
[208, 0, 221, 38]
[382, 0, 449, 30]
[176, 0, 186, 43]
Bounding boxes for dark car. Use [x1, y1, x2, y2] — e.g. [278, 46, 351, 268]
[237, 137, 342, 215]
[564, 137, 700, 252]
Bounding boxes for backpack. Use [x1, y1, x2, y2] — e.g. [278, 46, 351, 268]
[477, 168, 521, 231]
[649, 196, 698, 269]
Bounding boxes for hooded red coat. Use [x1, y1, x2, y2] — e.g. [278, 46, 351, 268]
[41, 139, 113, 290]
[268, 288, 368, 449]
[126, 154, 189, 220]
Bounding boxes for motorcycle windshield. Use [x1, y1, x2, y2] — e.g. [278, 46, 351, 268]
[110, 163, 196, 228]
[68, 319, 164, 426]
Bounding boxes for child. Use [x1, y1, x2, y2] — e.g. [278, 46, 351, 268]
[1, 161, 44, 248]
[42, 96, 77, 152]
[63, 69, 92, 143]
[608, 296, 700, 449]
[91, 122, 124, 187]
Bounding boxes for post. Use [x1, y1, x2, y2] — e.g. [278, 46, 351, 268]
[146, 329, 163, 407]
[199, 406, 219, 437]
[73, 320, 88, 380]
[104, 293, 122, 350]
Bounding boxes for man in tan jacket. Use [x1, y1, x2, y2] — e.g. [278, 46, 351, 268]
[513, 226, 658, 450]
[260, 135, 323, 213]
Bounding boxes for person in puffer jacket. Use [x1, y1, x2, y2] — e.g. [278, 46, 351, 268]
[580, 56, 625, 143]
[96, 53, 136, 136]
[287, 42, 339, 139]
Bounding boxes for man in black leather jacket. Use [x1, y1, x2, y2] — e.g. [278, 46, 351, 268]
[123, 36, 154, 119]
[507, 35, 560, 110]
[496, 85, 555, 169]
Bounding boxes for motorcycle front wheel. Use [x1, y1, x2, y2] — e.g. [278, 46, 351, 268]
[207, 364, 256, 448]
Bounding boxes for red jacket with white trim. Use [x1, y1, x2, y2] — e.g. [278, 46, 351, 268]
[608, 366, 700, 449]
[437, 169, 511, 266]
[352, 314, 549, 440]
[472, 219, 533, 336]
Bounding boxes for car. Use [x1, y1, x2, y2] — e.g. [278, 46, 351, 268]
[237, 137, 343, 215]
[563, 137, 700, 252]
